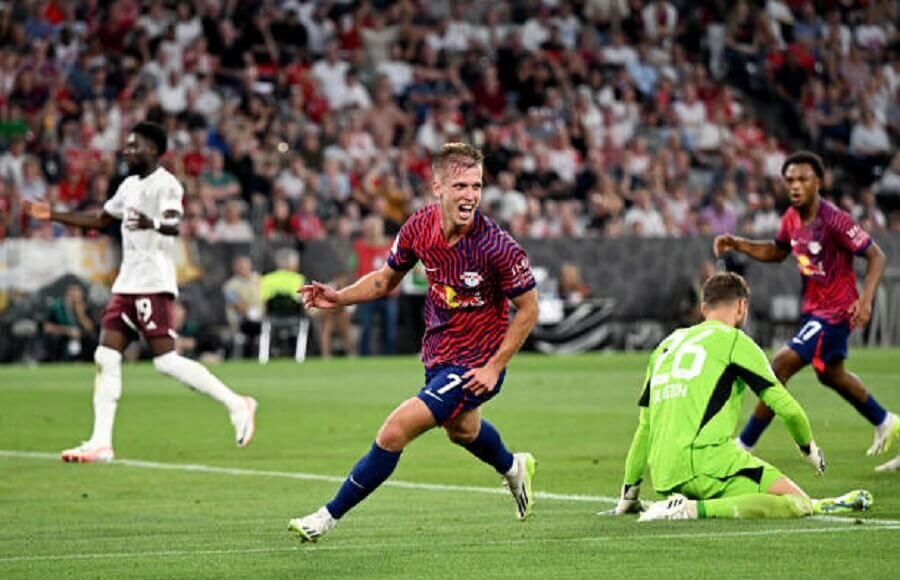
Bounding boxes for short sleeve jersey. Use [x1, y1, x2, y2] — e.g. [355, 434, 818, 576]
[103, 167, 184, 296]
[637, 320, 779, 491]
[775, 200, 872, 324]
[387, 205, 535, 369]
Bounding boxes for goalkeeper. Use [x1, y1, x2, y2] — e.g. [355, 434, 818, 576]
[614, 272, 872, 521]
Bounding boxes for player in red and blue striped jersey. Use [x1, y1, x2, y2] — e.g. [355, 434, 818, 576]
[715, 151, 899, 468]
[289, 143, 539, 542]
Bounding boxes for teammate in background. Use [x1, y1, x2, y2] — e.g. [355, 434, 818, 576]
[23, 121, 257, 463]
[290, 143, 539, 542]
[714, 151, 898, 469]
[616, 272, 872, 521]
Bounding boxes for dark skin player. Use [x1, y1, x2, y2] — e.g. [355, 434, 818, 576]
[24, 131, 182, 358]
[713, 161, 885, 429]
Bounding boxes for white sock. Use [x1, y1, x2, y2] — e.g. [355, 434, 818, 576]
[153, 351, 243, 413]
[504, 455, 521, 479]
[89, 346, 122, 448]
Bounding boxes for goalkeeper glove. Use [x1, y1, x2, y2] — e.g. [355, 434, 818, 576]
[799, 440, 826, 476]
[613, 482, 644, 515]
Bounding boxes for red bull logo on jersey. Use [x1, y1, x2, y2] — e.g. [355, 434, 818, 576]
[431, 283, 485, 309]
[795, 254, 825, 277]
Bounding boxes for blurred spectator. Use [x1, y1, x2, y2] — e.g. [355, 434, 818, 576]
[212, 199, 253, 242]
[316, 216, 356, 358]
[558, 262, 590, 307]
[353, 214, 396, 355]
[0, 0, 895, 247]
[223, 256, 263, 356]
[260, 247, 305, 319]
[42, 283, 96, 362]
[264, 197, 301, 241]
[700, 188, 739, 235]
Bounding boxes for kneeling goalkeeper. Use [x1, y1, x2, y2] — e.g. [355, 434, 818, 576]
[614, 272, 872, 521]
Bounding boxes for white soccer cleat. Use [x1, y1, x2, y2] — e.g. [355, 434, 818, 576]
[60, 442, 114, 463]
[638, 494, 697, 522]
[288, 507, 336, 543]
[867, 413, 899, 456]
[504, 452, 537, 521]
[231, 396, 258, 448]
[875, 455, 900, 472]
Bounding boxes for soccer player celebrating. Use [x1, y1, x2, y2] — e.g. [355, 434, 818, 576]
[615, 272, 871, 521]
[289, 143, 539, 542]
[23, 121, 257, 463]
[714, 151, 898, 467]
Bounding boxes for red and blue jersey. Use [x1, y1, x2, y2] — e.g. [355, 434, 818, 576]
[388, 204, 536, 369]
[775, 200, 872, 325]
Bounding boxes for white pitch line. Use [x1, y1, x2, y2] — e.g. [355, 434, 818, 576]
[1, 525, 899, 564]
[0, 450, 611, 503]
[3, 450, 900, 527]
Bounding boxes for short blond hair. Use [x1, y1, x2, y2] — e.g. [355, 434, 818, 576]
[431, 142, 483, 177]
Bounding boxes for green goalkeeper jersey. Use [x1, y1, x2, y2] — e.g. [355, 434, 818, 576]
[623, 319, 813, 492]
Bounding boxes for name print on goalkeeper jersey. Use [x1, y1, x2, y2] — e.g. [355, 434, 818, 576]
[388, 204, 535, 370]
[639, 320, 786, 492]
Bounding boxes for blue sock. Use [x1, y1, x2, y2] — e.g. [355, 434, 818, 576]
[326, 443, 401, 519]
[463, 420, 515, 474]
[739, 414, 773, 448]
[847, 394, 889, 426]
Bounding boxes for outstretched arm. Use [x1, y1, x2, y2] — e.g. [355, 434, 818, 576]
[301, 263, 406, 309]
[463, 288, 538, 396]
[714, 234, 790, 263]
[24, 200, 116, 230]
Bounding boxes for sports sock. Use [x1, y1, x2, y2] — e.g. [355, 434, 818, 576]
[738, 414, 773, 448]
[697, 494, 812, 519]
[152, 351, 243, 413]
[836, 392, 889, 427]
[463, 420, 515, 475]
[326, 443, 402, 519]
[88, 346, 122, 447]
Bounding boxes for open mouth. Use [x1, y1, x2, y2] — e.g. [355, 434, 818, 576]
[458, 203, 475, 220]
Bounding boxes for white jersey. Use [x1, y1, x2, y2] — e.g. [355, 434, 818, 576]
[103, 166, 184, 296]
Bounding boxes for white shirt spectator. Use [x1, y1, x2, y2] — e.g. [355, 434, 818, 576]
[191, 81, 224, 122]
[329, 78, 372, 111]
[673, 98, 707, 147]
[0, 148, 26, 188]
[624, 204, 667, 237]
[604, 44, 637, 66]
[855, 24, 887, 52]
[553, 13, 581, 49]
[212, 216, 254, 243]
[822, 22, 852, 55]
[103, 167, 183, 296]
[520, 17, 550, 52]
[276, 169, 306, 200]
[850, 121, 891, 155]
[751, 209, 781, 235]
[311, 58, 350, 108]
[158, 73, 192, 114]
[377, 59, 414, 95]
[174, 16, 202, 47]
[641, 1, 678, 44]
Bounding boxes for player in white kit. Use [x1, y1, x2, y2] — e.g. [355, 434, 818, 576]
[24, 121, 257, 462]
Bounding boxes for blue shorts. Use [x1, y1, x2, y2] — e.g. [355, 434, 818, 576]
[417, 365, 506, 425]
[788, 314, 850, 372]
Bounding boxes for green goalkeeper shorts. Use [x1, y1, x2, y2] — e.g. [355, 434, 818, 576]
[671, 443, 785, 499]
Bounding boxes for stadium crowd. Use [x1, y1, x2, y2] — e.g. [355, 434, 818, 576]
[0, 0, 897, 245]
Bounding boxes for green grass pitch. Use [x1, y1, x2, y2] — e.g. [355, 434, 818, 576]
[1, 351, 898, 579]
